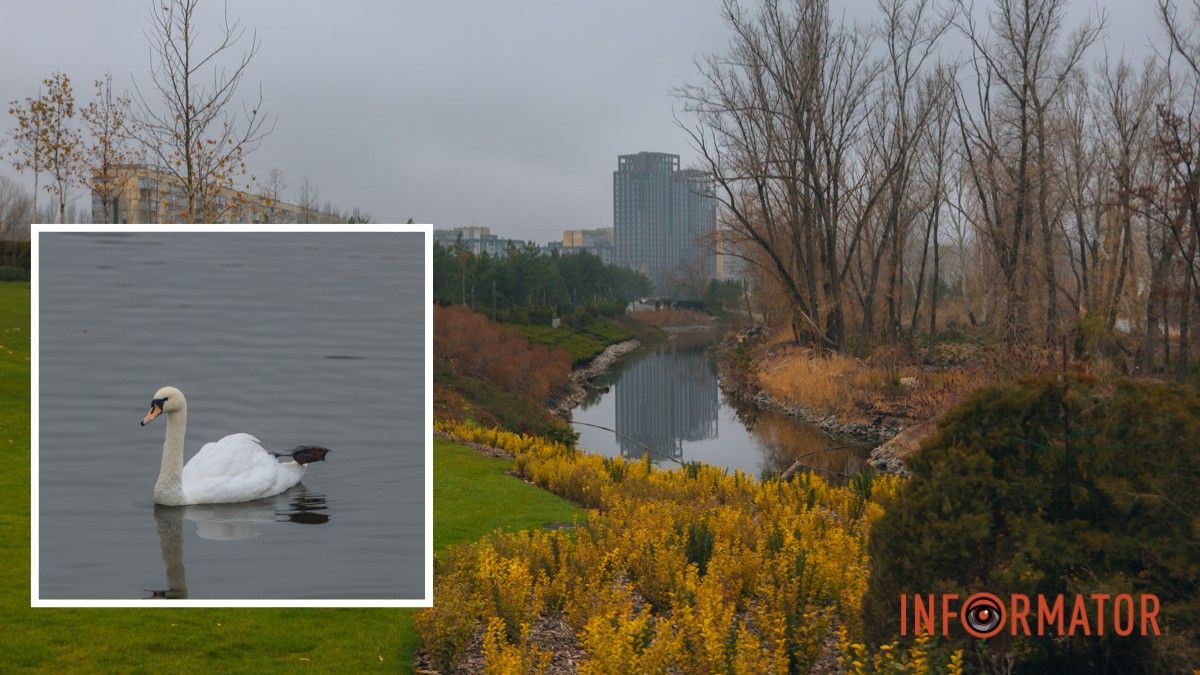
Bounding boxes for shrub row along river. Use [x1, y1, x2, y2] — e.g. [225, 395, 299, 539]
[571, 330, 871, 480]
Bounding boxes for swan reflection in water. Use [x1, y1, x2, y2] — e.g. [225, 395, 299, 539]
[147, 485, 329, 599]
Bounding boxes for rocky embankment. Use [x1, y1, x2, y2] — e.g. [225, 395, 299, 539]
[548, 339, 640, 417]
[865, 417, 943, 475]
[743, 389, 900, 446]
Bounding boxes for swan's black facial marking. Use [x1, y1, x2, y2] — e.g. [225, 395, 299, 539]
[141, 397, 168, 426]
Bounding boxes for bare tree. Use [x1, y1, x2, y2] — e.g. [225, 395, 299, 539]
[909, 67, 956, 337]
[6, 92, 47, 220]
[1155, 0, 1200, 375]
[862, 0, 952, 344]
[80, 74, 140, 223]
[680, 0, 862, 349]
[8, 72, 81, 223]
[952, 0, 1102, 348]
[1096, 58, 1160, 331]
[258, 168, 288, 221]
[133, 0, 273, 223]
[680, 0, 952, 353]
[297, 175, 320, 223]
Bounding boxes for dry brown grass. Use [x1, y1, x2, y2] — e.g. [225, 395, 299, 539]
[757, 344, 996, 423]
[758, 346, 878, 415]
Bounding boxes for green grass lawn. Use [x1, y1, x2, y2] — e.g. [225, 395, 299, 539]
[433, 438, 582, 553]
[0, 282, 582, 672]
[511, 316, 667, 367]
[512, 318, 632, 365]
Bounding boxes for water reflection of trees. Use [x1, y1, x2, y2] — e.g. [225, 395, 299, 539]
[600, 331, 870, 478]
[615, 344, 719, 463]
[749, 413, 867, 479]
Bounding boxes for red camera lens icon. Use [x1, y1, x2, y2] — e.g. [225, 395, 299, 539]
[962, 593, 1005, 638]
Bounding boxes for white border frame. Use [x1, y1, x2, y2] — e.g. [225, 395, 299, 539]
[31, 223, 434, 608]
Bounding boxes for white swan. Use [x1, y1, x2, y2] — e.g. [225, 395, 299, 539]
[140, 386, 329, 506]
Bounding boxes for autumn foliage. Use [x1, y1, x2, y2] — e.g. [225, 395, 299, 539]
[421, 420, 965, 673]
[434, 304, 571, 404]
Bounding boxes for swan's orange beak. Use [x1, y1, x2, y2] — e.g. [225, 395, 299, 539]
[141, 404, 162, 426]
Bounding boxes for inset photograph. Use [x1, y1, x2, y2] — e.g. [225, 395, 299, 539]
[33, 226, 430, 604]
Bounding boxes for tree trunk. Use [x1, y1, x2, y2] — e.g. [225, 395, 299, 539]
[910, 204, 936, 334]
[1038, 117, 1058, 345]
[860, 222, 893, 345]
[929, 211, 940, 338]
[1177, 232, 1198, 378]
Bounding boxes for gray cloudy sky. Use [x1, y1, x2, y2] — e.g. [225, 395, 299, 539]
[0, 1, 1166, 242]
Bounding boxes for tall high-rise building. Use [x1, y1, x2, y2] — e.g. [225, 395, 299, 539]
[613, 152, 716, 293]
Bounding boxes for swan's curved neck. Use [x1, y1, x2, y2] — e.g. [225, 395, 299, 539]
[154, 406, 188, 505]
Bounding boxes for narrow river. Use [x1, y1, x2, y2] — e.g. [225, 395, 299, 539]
[571, 331, 871, 479]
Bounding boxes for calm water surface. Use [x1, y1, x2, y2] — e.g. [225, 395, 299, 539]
[572, 332, 869, 478]
[38, 232, 425, 599]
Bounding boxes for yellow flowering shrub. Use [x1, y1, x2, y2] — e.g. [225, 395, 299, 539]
[424, 420, 959, 672]
[481, 617, 552, 674]
[838, 628, 964, 675]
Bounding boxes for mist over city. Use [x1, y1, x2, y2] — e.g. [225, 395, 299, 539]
[0, 1, 1164, 239]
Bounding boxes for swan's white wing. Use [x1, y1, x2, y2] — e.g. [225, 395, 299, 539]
[269, 459, 306, 496]
[182, 433, 285, 504]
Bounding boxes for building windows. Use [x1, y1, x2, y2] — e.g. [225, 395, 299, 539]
[613, 152, 716, 293]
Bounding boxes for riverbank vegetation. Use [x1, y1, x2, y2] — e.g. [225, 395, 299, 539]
[435, 305, 571, 405]
[428, 369, 1200, 672]
[434, 241, 669, 373]
[628, 306, 715, 329]
[514, 316, 637, 366]
[424, 420, 965, 673]
[434, 304, 577, 443]
[433, 247, 675, 444]
[682, 0, 1200, 440]
[755, 341, 990, 426]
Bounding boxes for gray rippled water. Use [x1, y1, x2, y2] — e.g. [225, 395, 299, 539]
[37, 231, 426, 600]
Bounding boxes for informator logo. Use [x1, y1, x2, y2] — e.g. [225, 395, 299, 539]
[899, 593, 1162, 638]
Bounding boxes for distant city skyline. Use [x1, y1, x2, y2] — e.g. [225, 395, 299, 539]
[1, 1, 1164, 237]
[0, 1, 731, 236]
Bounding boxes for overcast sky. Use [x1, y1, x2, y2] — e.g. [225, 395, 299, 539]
[0, 1, 1167, 242]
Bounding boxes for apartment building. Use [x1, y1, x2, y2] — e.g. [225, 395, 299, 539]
[613, 152, 716, 293]
[90, 165, 342, 224]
